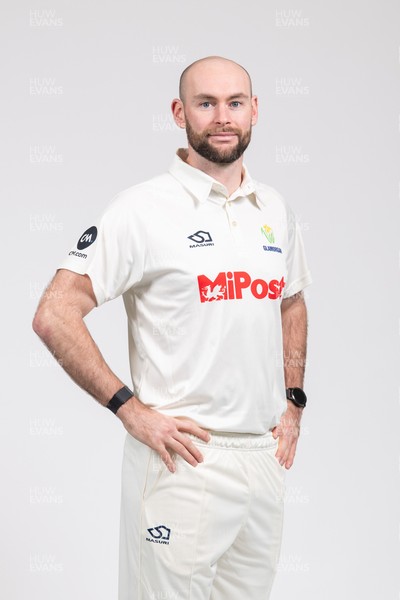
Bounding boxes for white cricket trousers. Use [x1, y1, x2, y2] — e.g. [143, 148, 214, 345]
[119, 429, 285, 600]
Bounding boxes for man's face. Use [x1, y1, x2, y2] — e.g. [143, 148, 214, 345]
[179, 61, 258, 165]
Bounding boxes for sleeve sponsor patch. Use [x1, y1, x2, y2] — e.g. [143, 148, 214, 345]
[77, 226, 97, 250]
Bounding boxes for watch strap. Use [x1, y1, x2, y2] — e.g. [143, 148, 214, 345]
[106, 385, 134, 414]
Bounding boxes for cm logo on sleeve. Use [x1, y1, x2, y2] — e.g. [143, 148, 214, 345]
[77, 226, 97, 250]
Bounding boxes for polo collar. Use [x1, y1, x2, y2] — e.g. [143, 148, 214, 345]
[168, 148, 259, 206]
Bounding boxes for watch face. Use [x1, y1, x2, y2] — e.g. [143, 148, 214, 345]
[287, 387, 307, 407]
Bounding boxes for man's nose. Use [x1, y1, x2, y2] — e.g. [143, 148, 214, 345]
[214, 104, 231, 125]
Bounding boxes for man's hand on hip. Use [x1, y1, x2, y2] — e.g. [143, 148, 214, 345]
[272, 401, 303, 470]
[117, 396, 210, 473]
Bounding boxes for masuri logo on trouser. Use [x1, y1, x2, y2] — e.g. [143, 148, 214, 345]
[198, 271, 285, 302]
[146, 525, 171, 545]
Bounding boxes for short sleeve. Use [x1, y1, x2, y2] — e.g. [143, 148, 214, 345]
[58, 194, 145, 306]
[283, 208, 312, 298]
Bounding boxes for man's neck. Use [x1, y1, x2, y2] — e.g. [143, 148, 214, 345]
[185, 146, 244, 196]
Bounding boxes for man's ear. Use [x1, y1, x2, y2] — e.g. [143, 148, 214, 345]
[171, 98, 186, 128]
[251, 95, 259, 126]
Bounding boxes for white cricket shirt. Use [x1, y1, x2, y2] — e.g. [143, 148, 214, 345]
[59, 148, 312, 433]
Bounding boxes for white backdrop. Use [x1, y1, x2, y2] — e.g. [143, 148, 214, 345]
[2, 0, 400, 598]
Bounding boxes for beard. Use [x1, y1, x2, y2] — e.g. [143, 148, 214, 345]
[185, 120, 252, 164]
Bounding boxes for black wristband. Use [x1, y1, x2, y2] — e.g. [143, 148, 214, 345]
[106, 385, 134, 414]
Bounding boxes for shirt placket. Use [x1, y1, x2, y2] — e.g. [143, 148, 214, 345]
[209, 183, 248, 251]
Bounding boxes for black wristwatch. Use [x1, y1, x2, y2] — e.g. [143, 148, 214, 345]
[286, 387, 307, 408]
[106, 385, 134, 414]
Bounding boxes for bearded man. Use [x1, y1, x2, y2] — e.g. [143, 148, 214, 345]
[33, 56, 312, 600]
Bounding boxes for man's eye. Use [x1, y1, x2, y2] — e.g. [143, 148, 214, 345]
[230, 101, 241, 108]
[201, 101, 211, 108]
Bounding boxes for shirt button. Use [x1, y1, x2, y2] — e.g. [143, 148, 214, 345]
[232, 220, 238, 227]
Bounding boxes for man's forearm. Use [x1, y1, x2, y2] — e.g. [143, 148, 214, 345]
[33, 304, 124, 406]
[281, 292, 308, 388]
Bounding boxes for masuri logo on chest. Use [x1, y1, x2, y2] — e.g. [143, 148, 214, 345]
[198, 271, 285, 303]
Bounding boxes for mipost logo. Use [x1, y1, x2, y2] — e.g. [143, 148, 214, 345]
[198, 271, 285, 303]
